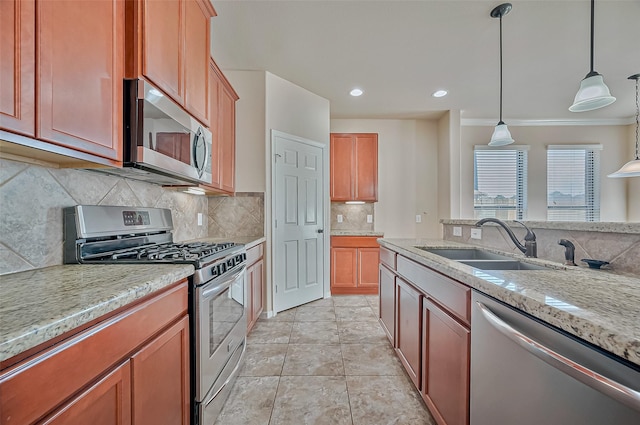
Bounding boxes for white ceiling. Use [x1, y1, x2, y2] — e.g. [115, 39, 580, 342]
[210, 0, 640, 122]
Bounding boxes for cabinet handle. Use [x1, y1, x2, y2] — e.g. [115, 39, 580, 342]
[476, 301, 640, 412]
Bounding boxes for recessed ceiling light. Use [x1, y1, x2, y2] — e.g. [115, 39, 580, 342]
[350, 88, 363, 97]
[432, 90, 448, 98]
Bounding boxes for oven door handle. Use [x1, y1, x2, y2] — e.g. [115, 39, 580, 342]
[201, 265, 246, 299]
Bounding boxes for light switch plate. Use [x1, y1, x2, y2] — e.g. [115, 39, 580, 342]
[415, 214, 422, 223]
[453, 226, 462, 237]
[366, 214, 373, 223]
[471, 228, 482, 239]
[337, 214, 343, 223]
[197, 213, 203, 226]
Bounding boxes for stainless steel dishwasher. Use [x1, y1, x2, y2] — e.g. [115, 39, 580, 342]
[471, 291, 640, 425]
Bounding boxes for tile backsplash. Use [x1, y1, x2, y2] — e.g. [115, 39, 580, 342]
[208, 192, 264, 238]
[0, 158, 208, 275]
[330, 203, 374, 231]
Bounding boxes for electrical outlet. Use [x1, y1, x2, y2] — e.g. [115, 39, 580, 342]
[367, 214, 373, 223]
[197, 213, 203, 226]
[471, 228, 482, 239]
[415, 214, 422, 223]
[337, 214, 343, 223]
[453, 226, 462, 237]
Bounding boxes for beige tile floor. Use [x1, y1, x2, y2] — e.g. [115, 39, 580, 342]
[214, 295, 436, 425]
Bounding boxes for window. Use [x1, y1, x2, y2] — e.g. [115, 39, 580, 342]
[547, 145, 601, 222]
[474, 146, 528, 220]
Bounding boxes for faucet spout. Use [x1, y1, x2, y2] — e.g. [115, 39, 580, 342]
[558, 239, 577, 266]
[475, 218, 537, 258]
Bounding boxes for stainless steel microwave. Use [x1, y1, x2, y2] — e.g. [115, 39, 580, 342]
[97, 79, 212, 186]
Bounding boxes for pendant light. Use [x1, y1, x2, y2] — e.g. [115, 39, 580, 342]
[489, 3, 514, 147]
[608, 74, 640, 178]
[569, 0, 615, 112]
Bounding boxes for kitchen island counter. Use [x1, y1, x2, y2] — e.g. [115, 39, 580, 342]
[0, 263, 194, 364]
[379, 238, 640, 367]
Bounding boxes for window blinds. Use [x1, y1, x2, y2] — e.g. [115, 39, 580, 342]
[474, 147, 528, 220]
[547, 145, 601, 222]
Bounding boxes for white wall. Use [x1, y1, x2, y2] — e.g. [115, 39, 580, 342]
[437, 111, 462, 226]
[330, 119, 439, 239]
[224, 71, 266, 192]
[459, 124, 630, 221]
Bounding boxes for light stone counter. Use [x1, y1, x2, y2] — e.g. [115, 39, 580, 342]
[0, 264, 194, 363]
[379, 238, 640, 367]
[191, 236, 266, 250]
[331, 230, 385, 237]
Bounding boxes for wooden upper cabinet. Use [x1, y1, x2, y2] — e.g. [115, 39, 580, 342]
[330, 133, 378, 201]
[37, 0, 123, 161]
[183, 0, 210, 126]
[134, 0, 215, 126]
[0, 0, 35, 137]
[142, 0, 183, 104]
[207, 58, 238, 194]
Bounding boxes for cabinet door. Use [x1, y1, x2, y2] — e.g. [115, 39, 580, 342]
[219, 84, 236, 193]
[184, 0, 209, 126]
[142, 0, 183, 104]
[330, 134, 354, 200]
[248, 259, 264, 331]
[208, 60, 222, 188]
[395, 277, 421, 389]
[422, 298, 470, 425]
[40, 362, 132, 425]
[379, 264, 395, 345]
[0, 0, 35, 136]
[358, 247, 380, 288]
[131, 316, 190, 425]
[354, 134, 378, 201]
[331, 247, 358, 289]
[37, 0, 123, 161]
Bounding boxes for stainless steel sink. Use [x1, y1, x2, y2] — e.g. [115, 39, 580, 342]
[418, 247, 550, 271]
[457, 260, 547, 271]
[419, 248, 515, 261]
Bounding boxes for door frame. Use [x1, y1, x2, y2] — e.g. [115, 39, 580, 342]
[268, 129, 330, 315]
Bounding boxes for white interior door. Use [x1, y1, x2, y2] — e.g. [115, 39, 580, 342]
[272, 131, 325, 312]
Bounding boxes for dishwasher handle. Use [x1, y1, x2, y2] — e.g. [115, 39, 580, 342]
[476, 301, 640, 412]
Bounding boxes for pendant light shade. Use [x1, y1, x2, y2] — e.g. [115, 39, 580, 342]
[570, 0, 615, 112]
[608, 74, 640, 178]
[489, 122, 514, 147]
[489, 3, 514, 147]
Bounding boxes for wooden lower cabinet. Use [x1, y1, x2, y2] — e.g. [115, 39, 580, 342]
[330, 236, 380, 295]
[381, 249, 471, 425]
[247, 243, 265, 333]
[40, 362, 132, 425]
[395, 277, 422, 389]
[422, 299, 470, 425]
[0, 281, 189, 425]
[131, 316, 190, 425]
[378, 264, 395, 344]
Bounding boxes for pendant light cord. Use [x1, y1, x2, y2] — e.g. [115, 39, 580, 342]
[590, 0, 595, 74]
[499, 14, 504, 123]
[635, 77, 639, 160]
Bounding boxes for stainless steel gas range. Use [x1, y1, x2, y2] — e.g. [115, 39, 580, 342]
[63, 205, 247, 425]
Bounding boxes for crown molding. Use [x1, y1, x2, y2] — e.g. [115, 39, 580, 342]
[460, 117, 634, 127]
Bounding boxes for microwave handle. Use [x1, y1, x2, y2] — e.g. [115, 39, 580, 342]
[193, 127, 208, 177]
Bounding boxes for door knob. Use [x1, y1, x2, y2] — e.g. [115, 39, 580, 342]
[317, 229, 324, 233]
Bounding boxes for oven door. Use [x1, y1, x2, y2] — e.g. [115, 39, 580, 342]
[195, 264, 247, 401]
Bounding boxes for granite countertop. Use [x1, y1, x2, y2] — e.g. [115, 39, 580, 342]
[193, 236, 266, 250]
[379, 238, 640, 367]
[0, 264, 194, 363]
[331, 230, 385, 237]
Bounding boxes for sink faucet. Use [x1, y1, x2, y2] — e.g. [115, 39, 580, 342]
[558, 239, 577, 266]
[475, 218, 537, 258]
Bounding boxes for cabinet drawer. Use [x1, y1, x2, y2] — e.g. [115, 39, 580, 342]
[331, 236, 379, 248]
[397, 256, 470, 324]
[379, 246, 396, 270]
[0, 281, 188, 425]
[246, 243, 264, 266]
